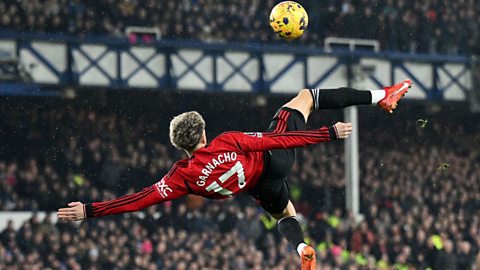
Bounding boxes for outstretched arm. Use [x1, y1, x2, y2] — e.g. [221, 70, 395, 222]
[230, 122, 352, 153]
[57, 186, 164, 221]
[58, 178, 188, 221]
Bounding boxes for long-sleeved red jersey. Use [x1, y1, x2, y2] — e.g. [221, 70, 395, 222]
[86, 127, 336, 218]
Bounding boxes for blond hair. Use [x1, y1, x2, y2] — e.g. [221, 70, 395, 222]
[169, 111, 205, 152]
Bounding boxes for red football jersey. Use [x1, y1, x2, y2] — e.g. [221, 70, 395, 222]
[86, 128, 334, 218]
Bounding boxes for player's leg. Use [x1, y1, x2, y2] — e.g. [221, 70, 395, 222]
[271, 200, 316, 270]
[249, 180, 305, 252]
[257, 100, 318, 268]
[310, 79, 412, 113]
[270, 201, 303, 251]
[280, 88, 316, 122]
[249, 176, 316, 269]
[282, 79, 413, 122]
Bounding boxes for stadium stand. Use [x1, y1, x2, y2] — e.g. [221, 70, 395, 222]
[1, 93, 479, 269]
[1, 0, 480, 269]
[0, 0, 479, 54]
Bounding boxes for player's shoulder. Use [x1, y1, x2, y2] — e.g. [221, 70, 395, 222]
[165, 158, 189, 178]
[215, 131, 264, 140]
[209, 131, 232, 141]
[173, 158, 189, 167]
[200, 131, 241, 152]
[221, 131, 242, 136]
[211, 131, 245, 145]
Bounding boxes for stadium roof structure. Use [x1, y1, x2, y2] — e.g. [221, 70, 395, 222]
[0, 31, 474, 105]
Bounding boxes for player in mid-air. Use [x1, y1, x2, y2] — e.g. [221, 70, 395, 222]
[58, 79, 412, 270]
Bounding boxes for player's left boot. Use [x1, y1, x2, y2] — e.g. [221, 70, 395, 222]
[378, 79, 412, 113]
[300, 245, 317, 270]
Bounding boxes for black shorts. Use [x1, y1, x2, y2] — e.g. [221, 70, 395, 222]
[248, 107, 306, 214]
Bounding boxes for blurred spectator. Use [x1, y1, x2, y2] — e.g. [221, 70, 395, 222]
[435, 240, 458, 270]
[0, 94, 479, 269]
[0, 0, 479, 54]
[0, 210, 301, 269]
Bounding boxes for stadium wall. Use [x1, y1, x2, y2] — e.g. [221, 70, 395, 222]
[0, 32, 473, 101]
[0, 212, 59, 230]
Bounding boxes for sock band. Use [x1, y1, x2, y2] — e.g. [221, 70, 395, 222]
[370, 89, 386, 104]
[309, 88, 321, 110]
[297, 243, 308, 256]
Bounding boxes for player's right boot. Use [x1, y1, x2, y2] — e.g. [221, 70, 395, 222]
[300, 245, 317, 270]
[378, 79, 412, 113]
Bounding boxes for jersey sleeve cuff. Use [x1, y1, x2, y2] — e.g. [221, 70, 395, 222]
[328, 125, 338, 140]
[85, 203, 94, 218]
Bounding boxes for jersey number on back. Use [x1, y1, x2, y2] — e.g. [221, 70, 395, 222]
[205, 161, 245, 197]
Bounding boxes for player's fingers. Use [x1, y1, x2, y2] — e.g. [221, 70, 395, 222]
[61, 215, 80, 221]
[58, 208, 77, 213]
[58, 216, 76, 221]
[58, 217, 76, 221]
[58, 210, 81, 218]
[57, 214, 77, 220]
[59, 213, 81, 220]
[57, 210, 77, 216]
[68, 201, 82, 207]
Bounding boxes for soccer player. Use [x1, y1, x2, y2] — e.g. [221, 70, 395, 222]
[58, 79, 412, 270]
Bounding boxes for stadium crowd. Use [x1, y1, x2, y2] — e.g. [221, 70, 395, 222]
[0, 0, 479, 54]
[0, 95, 479, 269]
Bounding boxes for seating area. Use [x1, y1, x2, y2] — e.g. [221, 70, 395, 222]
[1, 0, 479, 54]
[1, 95, 479, 269]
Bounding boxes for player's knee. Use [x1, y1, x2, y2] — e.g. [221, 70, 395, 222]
[283, 89, 312, 116]
[297, 88, 312, 102]
[298, 88, 311, 95]
[270, 201, 297, 220]
[280, 201, 297, 217]
[294, 89, 313, 110]
[285, 207, 297, 217]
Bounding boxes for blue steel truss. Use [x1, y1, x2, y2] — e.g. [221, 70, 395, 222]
[308, 59, 344, 89]
[1, 31, 474, 100]
[122, 48, 161, 84]
[17, 40, 69, 84]
[216, 53, 257, 89]
[438, 65, 469, 94]
[72, 44, 117, 84]
[171, 49, 212, 88]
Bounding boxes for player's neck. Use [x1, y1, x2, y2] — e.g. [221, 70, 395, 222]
[188, 143, 206, 157]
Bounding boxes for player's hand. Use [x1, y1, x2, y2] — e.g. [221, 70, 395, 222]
[334, 122, 353, 139]
[57, 201, 86, 221]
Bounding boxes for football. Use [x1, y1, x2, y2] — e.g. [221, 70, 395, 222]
[269, 1, 309, 40]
